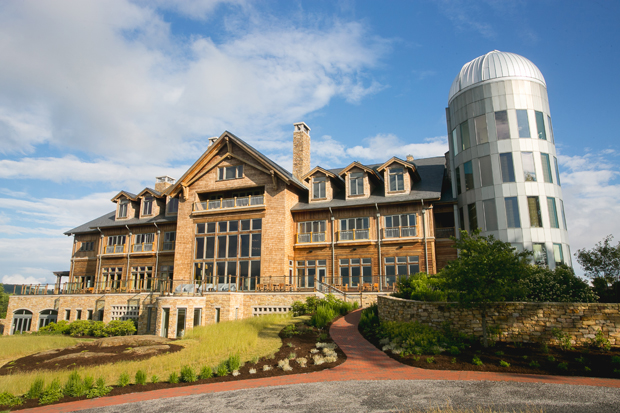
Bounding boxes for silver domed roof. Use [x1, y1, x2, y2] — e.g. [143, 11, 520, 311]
[448, 50, 546, 103]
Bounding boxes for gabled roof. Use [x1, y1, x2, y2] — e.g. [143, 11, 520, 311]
[301, 166, 345, 185]
[137, 188, 163, 198]
[376, 157, 421, 183]
[337, 161, 383, 181]
[169, 131, 307, 197]
[64, 211, 177, 235]
[110, 191, 138, 202]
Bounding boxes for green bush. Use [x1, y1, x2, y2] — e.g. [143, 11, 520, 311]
[359, 304, 380, 335]
[25, 378, 45, 400]
[117, 372, 130, 387]
[472, 356, 483, 366]
[90, 321, 107, 337]
[151, 375, 160, 384]
[612, 356, 620, 365]
[168, 372, 179, 384]
[590, 329, 612, 351]
[86, 377, 111, 399]
[309, 304, 338, 329]
[291, 301, 308, 316]
[180, 366, 197, 383]
[199, 366, 213, 379]
[426, 357, 434, 364]
[0, 391, 23, 407]
[499, 360, 510, 367]
[216, 361, 229, 377]
[529, 360, 540, 368]
[39, 379, 64, 405]
[519, 264, 598, 303]
[38, 320, 70, 335]
[64, 371, 87, 397]
[282, 324, 300, 338]
[375, 320, 469, 356]
[449, 346, 461, 355]
[105, 320, 136, 336]
[305, 296, 321, 313]
[551, 328, 574, 351]
[227, 354, 241, 372]
[68, 320, 93, 337]
[135, 370, 147, 385]
[393, 272, 451, 301]
[37, 319, 135, 337]
[558, 362, 569, 370]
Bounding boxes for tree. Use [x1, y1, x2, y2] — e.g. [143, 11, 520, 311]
[519, 264, 598, 303]
[441, 230, 532, 347]
[0, 284, 9, 319]
[576, 235, 620, 302]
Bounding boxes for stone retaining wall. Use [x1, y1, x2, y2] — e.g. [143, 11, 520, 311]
[377, 295, 620, 345]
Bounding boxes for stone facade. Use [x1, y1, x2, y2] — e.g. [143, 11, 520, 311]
[378, 295, 620, 345]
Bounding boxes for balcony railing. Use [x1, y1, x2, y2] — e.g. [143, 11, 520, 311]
[297, 232, 326, 243]
[193, 195, 264, 212]
[162, 241, 175, 251]
[132, 243, 153, 252]
[105, 245, 125, 254]
[338, 229, 370, 241]
[383, 226, 417, 239]
[435, 227, 456, 239]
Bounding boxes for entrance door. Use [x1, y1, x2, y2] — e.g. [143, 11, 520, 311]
[317, 267, 326, 284]
[161, 308, 170, 338]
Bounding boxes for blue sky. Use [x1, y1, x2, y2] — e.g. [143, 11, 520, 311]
[1, 0, 619, 283]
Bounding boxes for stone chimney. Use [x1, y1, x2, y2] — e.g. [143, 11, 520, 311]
[406, 154, 415, 162]
[155, 176, 175, 192]
[292, 122, 311, 180]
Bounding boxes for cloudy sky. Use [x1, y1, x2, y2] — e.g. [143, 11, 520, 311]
[1, 0, 619, 284]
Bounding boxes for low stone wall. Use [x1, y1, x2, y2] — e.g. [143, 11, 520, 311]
[377, 295, 620, 345]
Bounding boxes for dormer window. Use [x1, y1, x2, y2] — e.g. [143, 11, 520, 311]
[167, 197, 178, 214]
[118, 200, 128, 218]
[312, 176, 326, 199]
[142, 196, 153, 216]
[218, 165, 243, 181]
[349, 172, 364, 196]
[388, 167, 404, 192]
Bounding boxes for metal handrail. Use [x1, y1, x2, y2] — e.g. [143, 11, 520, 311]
[338, 229, 370, 241]
[297, 232, 326, 243]
[105, 244, 125, 254]
[194, 195, 265, 212]
[132, 243, 153, 252]
[383, 226, 417, 239]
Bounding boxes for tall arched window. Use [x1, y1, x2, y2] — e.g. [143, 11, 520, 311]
[38, 309, 58, 329]
[11, 309, 33, 334]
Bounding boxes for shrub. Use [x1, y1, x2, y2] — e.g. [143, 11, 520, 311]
[199, 366, 213, 380]
[472, 356, 483, 366]
[168, 372, 179, 384]
[180, 366, 197, 383]
[519, 264, 598, 303]
[68, 320, 93, 337]
[135, 370, 147, 385]
[0, 392, 23, 407]
[291, 301, 308, 316]
[26, 378, 45, 400]
[551, 328, 574, 351]
[216, 361, 229, 377]
[317, 332, 328, 342]
[151, 375, 160, 384]
[558, 362, 569, 370]
[64, 371, 87, 397]
[495, 351, 504, 356]
[305, 296, 321, 313]
[376, 320, 469, 356]
[282, 324, 299, 338]
[451, 357, 457, 364]
[547, 356, 556, 362]
[86, 377, 111, 399]
[105, 320, 136, 336]
[590, 329, 612, 351]
[575, 356, 587, 364]
[288, 352, 296, 360]
[39, 320, 70, 335]
[309, 304, 338, 329]
[227, 354, 241, 372]
[529, 360, 540, 368]
[612, 356, 620, 365]
[358, 303, 379, 335]
[393, 272, 450, 301]
[426, 357, 434, 364]
[541, 343, 549, 353]
[499, 360, 510, 367]
[39, 379, 64, 405]
[118, 372, 130, 387]
[90, 321, 107, 337]
[449, 346, 461, 355]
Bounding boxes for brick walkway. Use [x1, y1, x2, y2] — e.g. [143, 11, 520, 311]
[24, 309, 620, 412]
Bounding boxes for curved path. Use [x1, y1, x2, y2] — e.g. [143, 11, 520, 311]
[24, 309, 620, 412]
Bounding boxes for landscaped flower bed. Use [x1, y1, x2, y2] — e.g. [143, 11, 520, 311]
[359, 304, 620, 379]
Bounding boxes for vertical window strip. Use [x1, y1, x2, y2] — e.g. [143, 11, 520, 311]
[467, 203, 478, 231]
[535, 111, 547, 140]
[463, 161, 474, 191]
[554, 156, 561, 186]
[504, 197, 521, 228]
[495, 111, 510, 140]
[541, 153, 553, 183]
[517, 110, 531, 138]
[527, 196, 542, 228]
[460, 120, 471, 150]
[499, 153, 515, 183]
[478, 156, 493, 187]
[483, 199, 498, 231]
[547, 197, 559, 228]
[474, 115, 488, 144]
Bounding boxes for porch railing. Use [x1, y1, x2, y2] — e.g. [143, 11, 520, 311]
[193, 195, 264, 212]
[435, 227, 456, 239]
[105, 245, 125, 254]
[337, 229, 370, 241]
[296, 232, 326, 243]
[382, 226, 417, 239]
[132, 243, 153, 252]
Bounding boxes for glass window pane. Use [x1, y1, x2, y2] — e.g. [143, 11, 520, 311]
[468, 203, 478, 230]
[196, 223, 205, 234]
[206, 237, 215, 259]
[533, 243, 548, 266]
[362, 258, 372, 264]
[240, 234, 250, 257]
[460, 120, 471, 150]
[241, 219, 250, 231]
[385, 257, 395, 264]
[251, 261, 261, 277]
[554, 156, 561, 186]
[499, 153, 515, 183]
[547, 197, 559, 228]
[228, 234, 238, 257]
[548, 115, 554, 143]
[228, 220, 238, 232]
[217, 236, 227, 258]
[340, 259, 349, 265]
[252, 219, 262, 230]
[396, 257, 407, 263]
[541, 153, 553, 183]
[452, 128, 459, 155]
[535, 111, 546, 140]
[479, 156, 493, 187]
[517, 109, 530, 138]
[474, 115, 488, 144]
[505, 197, 521, 228]
[483, 199, 498, 231]
[495, 111, 510, 140]
[553, 244, 563, 264]
[251, 233, 261, 257]
[455, 166, 462, 195]
[218, 221, 228, 232]
[207, 222, 216, 233]
[527, 196, 542, 227]
[351, 258, 360, 265]
[464, 161, 474, 191]
[522, 152, 537, 182]
[195, 237, 204, 259]
[560, 200, 567, 230]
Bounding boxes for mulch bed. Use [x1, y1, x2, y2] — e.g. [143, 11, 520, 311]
[3, 320, 345, 411]
[361, 326, 620, 379]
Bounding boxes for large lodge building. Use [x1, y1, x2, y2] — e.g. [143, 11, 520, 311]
[2, 123, 457, 337]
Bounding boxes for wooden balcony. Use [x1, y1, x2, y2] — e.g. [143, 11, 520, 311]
[193, 195, 264, 213]
[382, 226, 417, 239]
[296, 232, 326, 243]
[337, 229, 370, 241]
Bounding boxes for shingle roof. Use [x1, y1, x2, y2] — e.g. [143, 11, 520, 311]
[64, 211, 177, 235]
[291, 156, 449, 211]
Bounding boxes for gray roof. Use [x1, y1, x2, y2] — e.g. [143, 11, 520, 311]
[291, 156, 451, 211]
[64, 211, 177, 235]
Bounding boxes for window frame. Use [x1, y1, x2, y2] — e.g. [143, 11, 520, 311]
[388, 167, 405, 192]
[142, 196, 153, 216]
[118, 200, 128, 219]
[516, 109, 531, 138]
[527, 196, 543, 228]
[349, 172, 365, 196]
[312, 176, 327, 199]
[217, 165, 244, 181]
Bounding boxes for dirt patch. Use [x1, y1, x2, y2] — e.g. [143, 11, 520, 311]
[0, 338, 183, 376]
[4, 320, 345, 411]
[361, 325, 620, 379]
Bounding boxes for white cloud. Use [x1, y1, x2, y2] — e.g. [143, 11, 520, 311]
[558, 151, 620, 273]
[0, 238, 72, 284]
[0, 1, 388, 163]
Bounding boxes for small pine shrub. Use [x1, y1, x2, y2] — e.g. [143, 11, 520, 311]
[426, 357, 434, 364]
[499, 360, 510, 367]
[472, 356, 483, 366]
[39, 379, 64, 405]
[309, 304, 338, 329]
[317, 333, 328, 342]
[26, 378, 45, 400]
[590, 329, 612, 351]
[412, 356, 420, 362]
[551, 328, 573, 351]
[451, 357, 457, 364]
[135, 370, 147, 385]
[282, 324, 299, 338]
[585, 366, 592, 372]
[611, 355, 620, 365]
[180, 365, 197, 383]
[86, 378, 111, 399]
[575, 356, 587, 364]
[151, 375, 160, 384]
[558, 362, 569, 370]
[522, 355, 528, 360]
[227, 354, 241, 372]
[449, 346, 460, 355]
[495, 351, 504, 356]
[0, 392, 23, 407]
[83, 376, 95, 391]
[547, 356, 556, 362]
[118, 372, 130, 387]
[541, 343, 549, 354]
[529, 360, 541, 368]
[216, 361, 229, 377]
[64, 371, 86, 397]
[168, 372, 179, 384]
[199, 366, 213, 379]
